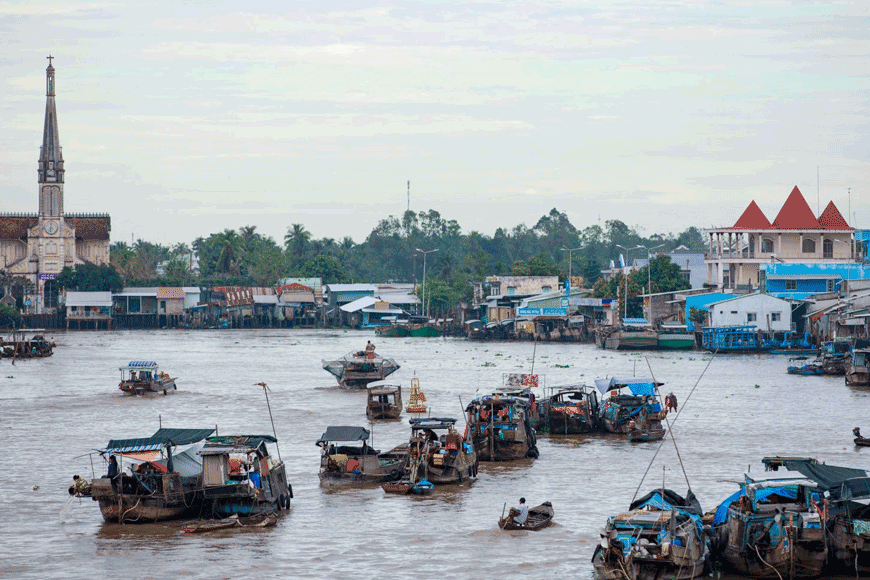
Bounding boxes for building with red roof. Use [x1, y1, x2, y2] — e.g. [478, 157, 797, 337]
[705, 186, 856, 292]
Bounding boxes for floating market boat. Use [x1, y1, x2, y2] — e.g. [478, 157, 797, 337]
[539, 385, 600, 434]
[846, 348, 870, 387]
[89, 427, 215, 523]
[499, 501, 554, 531]
[199, 435, 292, 517]
[406, 417, 477, 484]
[787, 357, 825, 376]
[316, 426, 407, 484]
[819, 338, 852, 375]
[595, 377, 666, 435]
[710, 469, 826, 578]
[854, 427, 870, 447]
[592, 489, 708, 580]
[0, 329, 54, 358]
[628, 426, 666, 442]
[465, 394, 538, 461]
[366, 382, 402, 420]
[322, 349, 400, 389]
[118, 361, 178, 395]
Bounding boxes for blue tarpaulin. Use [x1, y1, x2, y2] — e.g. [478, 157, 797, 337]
[712, 487, 797, 525]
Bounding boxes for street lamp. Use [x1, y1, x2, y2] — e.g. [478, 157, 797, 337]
[560, 246, 582, 297]
[416, 248, 439, 319]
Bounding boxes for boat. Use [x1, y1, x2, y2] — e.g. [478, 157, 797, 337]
[709, 469, 827, 578]
[539, 384, 600, 434]
[118, 361, 178, 395]
[382, 478, 434, 495]
[0, 328, 54, 358]
[366, 382, 402, 420]
[405, 417, 478, 484]
[846, 348, 870, 387]
[820, 339, 852, 375]
[629, 426, 666, 442]
[322, 349, 400, 389]
[701, 325, 763, 352]
[375, 323, 410, 338]
[855, 427, 870, 446]
[465, 394, 538, 461]
[598, 323, 658, 350]
[409, 323, 441, 337]
[499, 501, 554, 530]
[787, 356, 825, 376]
[595, 377, 667, 435]
[316, 425, 408, 484]
[592, 489, 708, 580]
[199, 435, 292, 517]
[181, 511, 279, 533]
[656, 325, 695, 350]
[766, 331, 817, 355]
[89, 427, 215, 523]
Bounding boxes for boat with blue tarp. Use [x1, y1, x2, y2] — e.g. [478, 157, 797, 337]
[592, 488, 708, 580]
[89, 427, 214, 522]
[118, 360, 177, 395]
[406, 417, 477, 484]
[595, 377, 666, 436]
[710, 467, 827, 578]
[465, 394, 538, 461]
[787, 356, 825, 376]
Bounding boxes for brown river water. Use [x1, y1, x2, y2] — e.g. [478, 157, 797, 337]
[3, 329, 868, 579]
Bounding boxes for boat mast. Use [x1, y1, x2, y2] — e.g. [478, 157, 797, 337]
[254, 382, 281, 462]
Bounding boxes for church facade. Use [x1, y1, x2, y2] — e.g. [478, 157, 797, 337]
[0, 59, 111, 313]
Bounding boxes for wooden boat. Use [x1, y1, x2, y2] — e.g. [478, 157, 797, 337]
[199, 435, 292, 518]
[499, 501, 554, 530]
[322, 349, 400, 389]
[629, 426, 666, 442]
[0, 329, 54, 359]
[595, 377, 666, 435]
[540, 385, 600, 434]
[710, 469, 826, 578]
[592, 489, 708, 580]
[376, 323, 409, 338]
[118, 361, 177, 395]
[846, 349, 870, 387]
[787, 357, 825, 376]
[317, 426, 408, 484]
[409, 323, 441, 337]
[656, 326, 695, 350]
[465, 395, 538, 461]
[382, 478, 434, 495]
[182, 512, 279, 533]
[89, 427, 215, 523]
[820, 339, 852, 375]
[366, 383, 402, 420]
[598, 325, 658, 350]
[853, 427, 870, 446]
[406, 417, 477, 484]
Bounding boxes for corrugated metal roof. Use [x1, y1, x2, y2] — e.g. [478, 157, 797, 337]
[116, 287, 158, 297]
[253, 295, 279, 304]
[66, 291, 112, 307]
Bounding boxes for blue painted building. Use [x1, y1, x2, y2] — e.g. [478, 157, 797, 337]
[761, 262, 869, 300]
[685, 292, 737, 331]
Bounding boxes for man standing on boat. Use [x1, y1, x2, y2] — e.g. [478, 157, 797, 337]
[365, 340, 375, 354]
[513, 497, 528, 525]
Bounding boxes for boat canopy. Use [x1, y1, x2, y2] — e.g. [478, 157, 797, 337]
[153, 444, 205, 477]
[594, 377, 661, 395]
[103, 427, 215, 453]
[761, 456, 867, 490]
[120, 360, 159, 370]
[203, 435, 277, 450]
[316, 426, 370, 445]
[410, 417, 457, 430]
[712, 487, 798, 526]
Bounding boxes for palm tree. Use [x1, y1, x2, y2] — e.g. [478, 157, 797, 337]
[284, 224, 311, 265]
[215, 229, 242, 276]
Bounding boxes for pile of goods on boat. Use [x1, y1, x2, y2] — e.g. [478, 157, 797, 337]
[322, 344, 400, 389]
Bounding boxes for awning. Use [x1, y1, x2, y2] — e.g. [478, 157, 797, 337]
[316, 426, 370, 445]
[594, 377, 661, 394]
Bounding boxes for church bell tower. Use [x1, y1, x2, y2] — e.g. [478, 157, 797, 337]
[38, 55, 64, 226]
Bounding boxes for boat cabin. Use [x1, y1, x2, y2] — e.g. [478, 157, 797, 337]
[595, 377, 665, 434]
[366, 382, 402, 420]
[541, 384, 600, 434]
[199, 435, 290, 516]
[118, 360, 177, 395]
[316, 425, 407, 483]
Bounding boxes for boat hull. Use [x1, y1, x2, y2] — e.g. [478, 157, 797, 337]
[499, 502, 554, 531]
[90, 476, 196, 523]
[604, 331, 658, 350]
[409, 325, 441, 337]
[657, 333, 695, 350]
[119, 378, 178, 396]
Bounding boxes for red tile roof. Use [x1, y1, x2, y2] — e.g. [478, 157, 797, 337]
[817, 201, 852, 230]
[732, 200, 771, 229]
[156, 287, 186, 299]
[69, 216, 111, 240]
[771, 186, 821, 229]
[280, 283, 312, 292]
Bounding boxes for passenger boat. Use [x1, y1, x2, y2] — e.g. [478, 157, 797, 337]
[846, 348, 870, 387]
[0, 329, 54, 358]
[406, 417, 477, 484]
[89, 427, 215, 523]
[499, 501, 554, 530]
[199, 435, 292, 517]
[316, 426, 407, 484]
[366, 382, 402, 420]
[787, 357, 825, 376]
[118, 361, 177, 395]
[539, 385, 600, 434]
[709, 469, 826, 578]
[465, 394, 538, 461]
[595, 377, 666, 435]
[322, 349, 400, 389]
[592, 489, 708, 580]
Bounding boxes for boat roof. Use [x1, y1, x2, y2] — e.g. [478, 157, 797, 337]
[470, 394, 531, 407]
[103, 428, 215, 453]
[316, 426, 370, 444]
[594, 377, 662, 395]
[410, 417, 457, 430]
[120, 360, 160, 370]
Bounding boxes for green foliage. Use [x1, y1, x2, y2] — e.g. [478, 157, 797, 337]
[689, 306, 708, 326]
[56, 263, 124, 292]
[0, 302, 21, 328]
[303, 255, 349, 284]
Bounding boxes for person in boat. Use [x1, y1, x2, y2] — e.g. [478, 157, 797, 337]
[365, 340, 376, 355]
[106, 455, 119, 478]
[513, 497, 529, 525]
[855, 427, 862, 439]
[68, 475, 90, 496]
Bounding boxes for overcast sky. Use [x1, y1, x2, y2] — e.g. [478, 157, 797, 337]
[1, 1, 868, 247]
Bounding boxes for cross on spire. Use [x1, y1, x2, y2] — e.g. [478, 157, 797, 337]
[46, 55, 54, 66]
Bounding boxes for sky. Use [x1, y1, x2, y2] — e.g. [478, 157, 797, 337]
[1, 0, 868, 248]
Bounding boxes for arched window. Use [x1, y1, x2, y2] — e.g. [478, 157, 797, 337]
[802, 239, 816, 253]
[761, 238, 774, 253]
[43, 279, 59, 310]
[823, 239, 833, 259]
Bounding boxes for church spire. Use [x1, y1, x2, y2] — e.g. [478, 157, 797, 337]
[38, 55, 64, 185]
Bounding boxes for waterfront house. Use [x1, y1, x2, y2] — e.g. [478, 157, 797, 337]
[705, 293, 793, 333]
[64, 291, 112, 330]
[113, 287, 159, 328]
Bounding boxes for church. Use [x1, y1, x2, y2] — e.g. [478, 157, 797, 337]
[0, 58, 111, 313]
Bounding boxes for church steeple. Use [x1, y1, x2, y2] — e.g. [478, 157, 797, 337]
[38, 55, 64, 217]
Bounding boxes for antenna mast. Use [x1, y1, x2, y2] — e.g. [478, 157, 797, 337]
[407, 180, 410, 212]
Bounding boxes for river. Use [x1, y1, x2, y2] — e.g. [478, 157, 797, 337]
[3, 329, 867, 579]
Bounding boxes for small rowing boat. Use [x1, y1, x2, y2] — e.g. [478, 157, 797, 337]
[498, 501, 554, 531]
[182, 512, 279, 533]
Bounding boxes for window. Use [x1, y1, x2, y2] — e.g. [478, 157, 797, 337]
[785, 280, 797, 290]
[507, 287, 516, 296]
[823, 239, 833, 259]
[771, 312, 781, 322]
[747, 312, 757, 322]
[541, 286, 551, 292]
[761, 238, 774, 253]
[802, 239, 816, 253]
[827, 279, 835, 293]
[731, 310, 738, 314]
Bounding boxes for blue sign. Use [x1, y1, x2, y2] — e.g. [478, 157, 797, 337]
[517, 307, 568, 317]
[565, 279, 570, 298]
